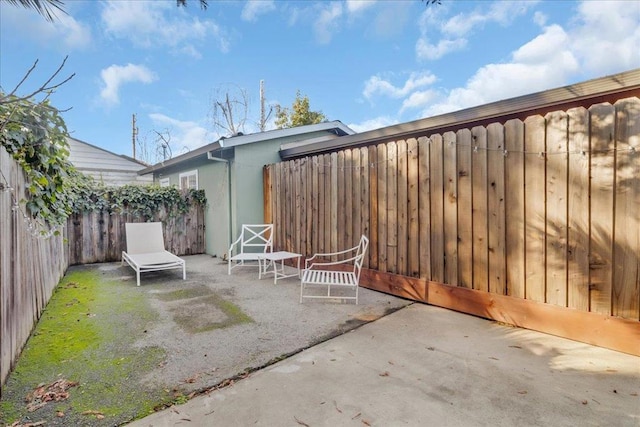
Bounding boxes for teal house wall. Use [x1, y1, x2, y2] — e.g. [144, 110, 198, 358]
[139, 122, 355, 259]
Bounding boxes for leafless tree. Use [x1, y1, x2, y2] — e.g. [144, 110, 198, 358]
[209, 84, 250, 137]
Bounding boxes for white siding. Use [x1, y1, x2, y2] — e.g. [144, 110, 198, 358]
[67, 137, 152, 186]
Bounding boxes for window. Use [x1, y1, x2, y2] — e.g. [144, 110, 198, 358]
[179, 170, 198, 190]
[159, 178, 170, 187]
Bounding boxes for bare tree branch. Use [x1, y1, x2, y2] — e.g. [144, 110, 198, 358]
[0, 56, 75, 105]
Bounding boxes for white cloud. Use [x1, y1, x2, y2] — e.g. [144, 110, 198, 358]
[241, 0, 276, 22]
[364, 72, 437, 100]
[99, 64, 157, 106]
[417, 0, 538, 61]
[423, 24, 578, 116]
[570, 0, 640, 75]
[348, 116, 398, 133]
[148, 113, 210, 152]
[400, 90, 438, 114]
[346, 0, 376, 14]
[416, 37, 467, 60]
[101, 0, 229, 54]
[314, 2, 343, 44]
[0, 6, 91, 50]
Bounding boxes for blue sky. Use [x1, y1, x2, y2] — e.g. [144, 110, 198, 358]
[1, 0, 639, 162]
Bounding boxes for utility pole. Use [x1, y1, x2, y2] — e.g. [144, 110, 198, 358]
[132, 113, 138, 159]
[259, 80, 265, 132]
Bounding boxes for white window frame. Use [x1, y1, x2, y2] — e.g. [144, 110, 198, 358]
[159, 178, 170, 187]
[179, 170, 198, 190]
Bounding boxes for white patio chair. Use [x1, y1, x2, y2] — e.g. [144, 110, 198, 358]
[228, 224, 274, 275]
[121, 222, 186, 287]
[300, 235, 369, 304]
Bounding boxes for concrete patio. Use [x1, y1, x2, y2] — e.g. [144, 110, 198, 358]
[128, 296, 640, 427]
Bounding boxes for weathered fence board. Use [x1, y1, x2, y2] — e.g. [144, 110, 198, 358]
[504, 119, 526, 299]
[443, 132, 458, 286]
[566, 107, 590, 312]
[1, 148, 67, 387]
[524, 115, 547, 303]
[589, 103, 615, 315]
[471, 126, 488, 292]
[613, 98, 640, 320]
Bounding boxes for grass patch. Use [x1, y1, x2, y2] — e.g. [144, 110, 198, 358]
[0, 267, 169, 426]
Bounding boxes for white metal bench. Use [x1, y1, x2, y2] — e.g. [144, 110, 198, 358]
[300, 235, 369, 304]
[228, 224, 274, 275]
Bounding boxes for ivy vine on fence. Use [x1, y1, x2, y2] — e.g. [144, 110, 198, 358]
[0, 93, 74, 229]
[69, 182, 207, 220]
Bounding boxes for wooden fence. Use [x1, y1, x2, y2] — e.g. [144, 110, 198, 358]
[1, 148, 206, 388]
[0, 148, 68, 388]
[264, 98, 640, 355]
[66, 206, 206, 265]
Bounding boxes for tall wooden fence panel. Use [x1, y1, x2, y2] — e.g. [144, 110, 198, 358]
[0, 148, 67, 388]
[66, 205, 206, 265]
[264, 97, 640, 355]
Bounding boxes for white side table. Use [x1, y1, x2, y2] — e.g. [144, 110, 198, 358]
[258, 251, 302, 284]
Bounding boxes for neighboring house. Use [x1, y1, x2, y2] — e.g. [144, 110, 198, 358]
[67, 137, 153, 186]
[139, 121, 355, 258]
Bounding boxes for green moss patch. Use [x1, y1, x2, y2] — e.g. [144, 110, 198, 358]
[162, 291, 253, 333]
[0, 268, 168, 426]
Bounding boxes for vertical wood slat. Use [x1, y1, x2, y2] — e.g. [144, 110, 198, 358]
[456, 130, 473, 288]
[311, 156, 319, 256]
[352, 148, 362, 243]
[317, 156, 326, 254]
[337, 151, 346, 255]
[345, 150, 354, 248]
[368, 146, 378, 270]
[545, 111, 569, 306]
[430, 134, 445, 283]
[330, 152, 338, 255]
[377, 144, 388, 272]
[487, 123, 506, 295]
[613, 98, 640, 319]
[567, 108, 591, 311]
[407, 138, 420, 278]
[397, 140, 408, 276]
[418, 136, 431, 280]
[589, 103, 615, 315]
[524, 115, 547, 303]
[359, 148, 370, 269]
[471, 127, 488, 292]
[443, 132, 458, 286]
[323, 153, 331, 254]
[505, 119, 526, 299]
[386, 141, 398, 274]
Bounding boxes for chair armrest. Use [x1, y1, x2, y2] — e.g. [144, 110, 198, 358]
[228, 235, 243, 256]
[305, 255, 359, 271]
[305, 246, 359, 268]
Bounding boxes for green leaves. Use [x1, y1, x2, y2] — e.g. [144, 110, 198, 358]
[1, 93, 74, 227]
[68, 182, 207, 220]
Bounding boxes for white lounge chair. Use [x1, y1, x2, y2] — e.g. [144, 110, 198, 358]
[121, 222, 186, 287]
[300, 235, 369, 304]
[228, 224, 274, 275]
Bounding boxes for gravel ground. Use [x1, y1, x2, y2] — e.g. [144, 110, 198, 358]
[1, 254, 410, 426]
